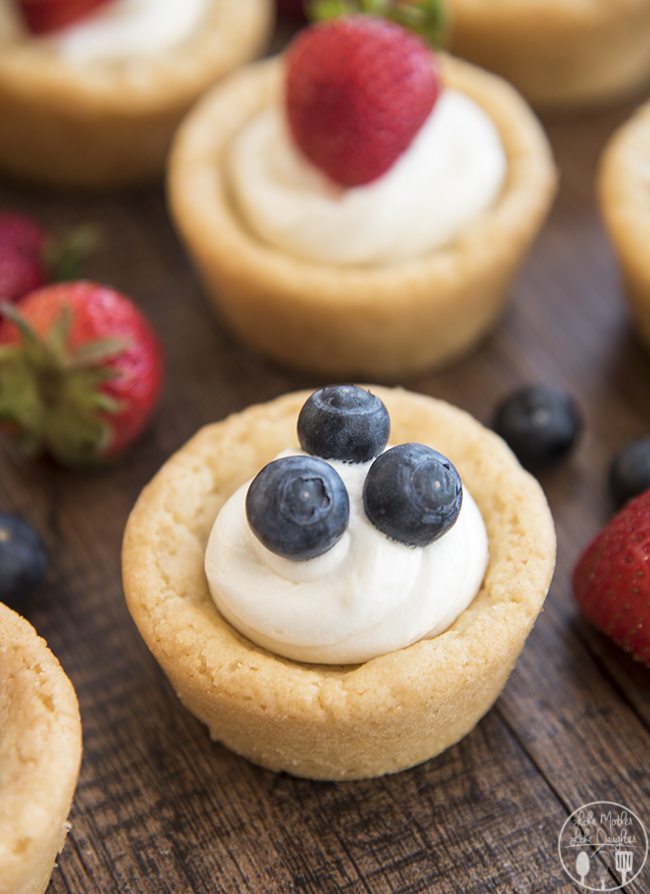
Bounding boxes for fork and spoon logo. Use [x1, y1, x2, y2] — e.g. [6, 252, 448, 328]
[558, 801, 648, 890]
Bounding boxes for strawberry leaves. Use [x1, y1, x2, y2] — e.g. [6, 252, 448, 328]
[45, 224, 99, 285]
[309, 0, 448, 48]
[0, 301, 127, 465]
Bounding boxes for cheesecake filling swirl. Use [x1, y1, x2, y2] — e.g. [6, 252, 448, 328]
[229, 88, 507, 267]
[205, 451, 489, 665]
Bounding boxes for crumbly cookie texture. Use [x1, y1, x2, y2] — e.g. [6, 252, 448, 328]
[122, 388, 556, 780]
[599, 102, 650, 350]
[448, 0, 650, 108]
[0, 0, 272, 187]
[168, 54, 556, 380]
[0, 604, 82, 894]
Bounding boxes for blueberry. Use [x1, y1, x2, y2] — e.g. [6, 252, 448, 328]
[609, 437, 650, 506]
[493, 385, 581, 468]
[298, 385, 390, 463]
[246, 455, 349, 560]
[0, 514, 48, 609]
[363, 443, 463, 547]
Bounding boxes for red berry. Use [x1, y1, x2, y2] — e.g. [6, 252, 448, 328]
[16, 0, 111, 35]
[0, 213, 46, 256]
[0, 282, 163, 464]
[573, 490, 650, 667]
[285, 16, 440, 187]
[0, 213, 46, 304]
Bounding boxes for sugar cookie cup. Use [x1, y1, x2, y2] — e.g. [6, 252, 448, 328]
[0, 604, 82, 894]
[168, 55, 556, 380]
[0, 0, 273, 188]
[122, 388, 556, 780]
[448, 0, 650, 109]
[599, 102, 650, 350]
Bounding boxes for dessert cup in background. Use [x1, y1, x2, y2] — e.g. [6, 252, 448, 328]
[0, 603, 82, 894]
[122, 387, 556, 780]
[599, 101, 650, 351]
[0, 0, 273, 188]
[447, 0, 650, 110]
[169, 53, 556, 380]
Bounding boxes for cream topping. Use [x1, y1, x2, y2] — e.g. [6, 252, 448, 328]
[228, 89, 507, 267]
[0, 0, 209, 60]
[205, 451, 489, 665]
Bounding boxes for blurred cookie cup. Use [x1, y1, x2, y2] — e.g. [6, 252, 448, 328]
[448, 0, 650, 109]
[599, 101, 650, 349]
[0, 0, 273, 187]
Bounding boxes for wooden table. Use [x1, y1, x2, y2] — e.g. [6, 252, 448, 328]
[1, 44, 649, 894]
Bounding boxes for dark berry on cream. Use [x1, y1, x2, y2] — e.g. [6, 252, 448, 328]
[246, 455, 350, 561]
[363, 443, 463, 547]
[494, 385, 581, 468]
[609, 437, 650, 506]
[0, 514, 48, 609]
[298, 385, 390, 464]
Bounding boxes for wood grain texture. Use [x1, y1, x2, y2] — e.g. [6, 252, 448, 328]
[0, 46, 649, 894]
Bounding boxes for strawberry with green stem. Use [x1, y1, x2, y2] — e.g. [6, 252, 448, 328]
[0, 282, 163, 465]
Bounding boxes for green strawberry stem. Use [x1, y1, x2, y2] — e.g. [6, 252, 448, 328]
[308, 0, 448, 48]
[0, 302, 128, 465]
[44, 225, 99, 284]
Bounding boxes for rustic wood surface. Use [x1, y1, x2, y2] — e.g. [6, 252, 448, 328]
[1, 26, 649, 894]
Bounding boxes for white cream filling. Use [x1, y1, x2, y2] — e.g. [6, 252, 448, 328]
[205, 451, 489, 665]
[228, 89, 507, 267]
[0, 0, 209, 60]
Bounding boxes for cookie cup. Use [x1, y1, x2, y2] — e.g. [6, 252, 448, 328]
[0, 604, 82, 894]
[448, 0, 650, 109]
[0, 0, 272, 188]
[122, 388, 556, 781]
[168, 56, 556, 380]
[599, 102, 650, 350]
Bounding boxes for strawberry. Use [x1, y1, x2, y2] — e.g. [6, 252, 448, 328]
[16, 0, 111, 35]
[285, 16, 440, 187]
[573, 489, 650, 667]
[0, 213, 47, 305]
[0, 282, 163, 465]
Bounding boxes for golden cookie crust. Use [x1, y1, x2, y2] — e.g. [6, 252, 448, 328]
[0, 604, 82, 894]
[122, 388, 556, 780]
[448, 0, 650, 109]
[0, 0, 273, 188]
[168, 54, 556, 380]
[599, 102, 650, 350]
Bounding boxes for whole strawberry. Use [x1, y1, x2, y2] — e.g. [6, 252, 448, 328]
[285, 16, 440, 187]
[573, 489, 650, 667]
[16, 0, 111, 34]
[0, 213, 47, 305]
[0, 282, 163, 465]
